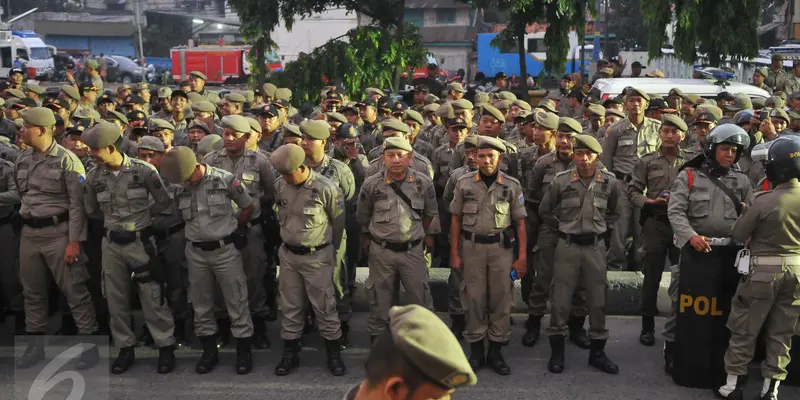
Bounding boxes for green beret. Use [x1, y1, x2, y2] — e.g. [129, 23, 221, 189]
[188, 120, 212, 134]
[82, 122, 122, 149]
[270, 144, 306, 174]
[770, 108, 791, 123]
[61, 85, 81, 101]
[481, 104, 505, 123]
[451, 99, 474, 110]
[423, 103, 440, 113]
[221, 115, 250, 134]
[497, 91, 517, 101]
[381, 118, 411, 135]
[477, 135, 506, 153]
[299, 120, 331, 140]
[106, 110, 129, 125]
[224, 93, 247, 103]
[388, 305, 477, 389]
[73, 107, 102, 122]
[626, 87, 650, 102]
[765, 96, 785, 109]
[7, 88, 25, 99]
[534, 111, 559, 130]
[197, 135, 223, 155]
[403, 109, 424, 126]
[162, 147, 198, 184]
[537, 99, 557, 114]
[366, 87, 385, 97]
[0, 97, 5, 107]
[605, 108, 626, 119]
[187, 92, 203, 103]
[243, 90, 255, 103]
[514, 110, 533, 121]
[326, 112, 347, 124]
[191, 101, 216, 113]
[494, 100, 512, 110]
[586, 104, 606, 117]
[573, 134, 603, 154]
[435, 104, 455, 119]
[661, 114, 688, 132]
[157, 87, 172, 99]
[474, 92, 490, 105]
[21, 107, 57, 127]
[150, 118, 176, 132]
[558, 117, 583, 134]
[246, 117, 262, 133]
[463, 135, 479, 148]
[138, 136, 166, 153]
[513, 100, 532, 111]
[751, 97, 765, 109]
[424, 94, 440, 104]
[263, 83, 277, 98]
[275, 88, 292, 101]
[383, 136, 413, 153]
[189, 71, 207, 81]
[14, 118, 24, 130]
[283, 124, 302, 138]
[24, 82, 45, 95]
[695, 104, 723, 120]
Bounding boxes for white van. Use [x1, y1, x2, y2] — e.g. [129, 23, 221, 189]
[0, 30, 56, 78]
[591, 77, 771, 101]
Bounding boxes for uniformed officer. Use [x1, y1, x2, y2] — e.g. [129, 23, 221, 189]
[0, 133, 21, 163]
[160, 147, 255, 375]
[450, 136, 527, 375]
[11, 108, 100, 370]
[203, 114, 276, 349]
[188, 71, 221, 103]
[365, 119, 434, 179]
[585, 104, 606, 139]
[781, 61, 800, 95]
[667, 124, 752, 388]
[357, 98, 382, 154]
[404, 110, 435, 161]
[0, 155, 22, 335]
[357, 137, 439, 342]
[197, 134, 223, 158]
[753, 67, 775, 95]
[627, 115, 692, 349]
[341, 304, 477, 400]
[766, 54, 788, 93]
[282, 123, 303, 146]
[270, 144, 347, 376]
[449, 104, 519, 179]
[221, 93, 246, 117]
[540, 134, 622, 375]
[82, 122, 175, 374]
[601, 87, 662, 270]
[715, 135, 800, 400]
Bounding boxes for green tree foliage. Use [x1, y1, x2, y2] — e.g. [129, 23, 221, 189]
[227, 0, 282, 88]
[606, 0, 648, 50]
[642, 0, 761, 66]
[272, 24, 428, 103]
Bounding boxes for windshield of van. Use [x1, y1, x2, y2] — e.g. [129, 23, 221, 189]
[30, 47, 50, 60]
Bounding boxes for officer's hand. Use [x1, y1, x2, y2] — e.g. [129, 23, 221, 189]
[361, 236, 371, 252]
[646, 197, 668, 206]
[346, 144, 359, 160]
[513, 259, 527, 279]
[423, 235, 435, 252]
[450, 254, 463, 271]
[689, 235, 712, 253]
[64, 241, 81, 265]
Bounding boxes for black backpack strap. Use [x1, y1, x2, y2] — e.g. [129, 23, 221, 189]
[697, 169, 743, 215]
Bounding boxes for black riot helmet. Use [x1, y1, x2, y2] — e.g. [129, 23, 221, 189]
[733, 109, 754, 126]
[335, 123, 359, 139]
[703, 124, 751, 164]
[765, 135, 800, 185]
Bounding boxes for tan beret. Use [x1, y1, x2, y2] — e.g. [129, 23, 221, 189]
[221, 115, 250, 133]
[162, 147, 198, 183]
[60, 85, 81, 101]
[299, 120, 331, 140]
[138, 136, 166, 153]
[403, 109, 424, 126]
[82, 122, 122, 149]
[150, 118, 176, 131]
[481, 104, 505, 122]
[21, 107, 56, 127]
[270, 144, 306, 174]
[383, 136, 413, 153]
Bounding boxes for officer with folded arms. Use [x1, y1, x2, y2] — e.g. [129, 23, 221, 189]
[82, 122, 175, 374]
[716, 135, 800, 400]
[160, 147, 256, 375]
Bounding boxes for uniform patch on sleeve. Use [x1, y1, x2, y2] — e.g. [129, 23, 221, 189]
[233, 179, 245, 193]
[78, 175, 85, 185]
[519, 193, 524, 205]
[153, 177, 163, 189]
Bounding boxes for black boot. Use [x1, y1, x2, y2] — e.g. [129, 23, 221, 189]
[639, 316, 655, 346]
[111, 347, 135, 374]
[195, 335, 219, 374]
[713, 374, 747, 400]
[173, 319, 188, 347]
[588, 339, 619, 374]
[521, 315, 542, 347]
[468, 340, 485, 370]
[450, 315, 465, 341]
[157, 345, 176, 374]
[275, 339, 300, 376]
[56, 314, 78, 336]
[13, 311, 26, 335]
[75, 339, 100, 370]
[548, 335, 566, 373]
[567, 316, 591, 349]
[759, 378, 780, 400]
[663, 341, 675, 375]
[303, 314, 316, 334]
[339, 321, 350, 349]
[137, 324, 155, 348]
[216, 318, 232, 348]
[325, 339, 346, 376]
[97, 313, 111, 337]
[16, 332, 45, 369]
[236, 337, 253, 375]
[251, 317, 270, 350]
[487, 341, 511, 375]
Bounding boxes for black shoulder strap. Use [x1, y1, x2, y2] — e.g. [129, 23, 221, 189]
[697, 169, 743, 215]
[388, 181, 421, 218]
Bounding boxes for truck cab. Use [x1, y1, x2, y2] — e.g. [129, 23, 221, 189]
[10, 30, 55, 77]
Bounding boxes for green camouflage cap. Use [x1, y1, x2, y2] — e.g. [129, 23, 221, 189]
[24, 83, 45, 95]
[574, 134, 603, 154]
[138, 136, 166, 153]
[150, 118, 176, 132]
[246, 117, 262, 133]
[381, 118, 411, 135]
[263, 83, 277, 98]
[481, 104, 505, 122]
[283, 123, 302, 138]
[383, 136, 413, 153]
[82, 122, 122, 149]
[403, 109, 424, 126]
[105, 110, 129, 125]
[661, 114, 688, 131]
[270, 143, 306, 174]
[162, 147, 199, 183]
[534, 111, 559, 130]
[477, 135, 506, 153]
[221, 115, 250, 133]
[197, 135, 223, 155]
[224, 92, 247, 103]
[21, 107, 57, 127]
[558, 117, 583, 134]
[299, 120, 331, 140]
[61, 85, 81, 101]
[191, 100, 216, 113]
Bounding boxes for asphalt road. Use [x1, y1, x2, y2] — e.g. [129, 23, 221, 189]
[0, 315, 797, 400]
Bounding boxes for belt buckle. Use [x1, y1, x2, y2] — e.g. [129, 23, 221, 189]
[51, 215, 59, 226]
[380, 240, 388, 249]
[564, 234, 571, 245]
[308, 246, 317, 254]
[406, 241, 414, 251]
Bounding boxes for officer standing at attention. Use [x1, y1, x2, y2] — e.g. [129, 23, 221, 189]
[341, 305, 477, 400]
[357, 137, 439, 343]
[203, 114, 275, 349]
[160, 147, 256, 375]
[82, 122, 176, 374]
[627, 115, 691, 350]
[11, 108, 100, 369]
[715, 135, 800, 400]
[667, 125, 752, 388]
[270, 144, 347, 377]
[450, 136, 527, 375]
[188, 71, 221, 103]
[602, 88, 662, 270]
[365, 119, 435, 179]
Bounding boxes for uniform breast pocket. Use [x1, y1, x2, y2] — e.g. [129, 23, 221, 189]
[462, 202, 479, 226]
[16, 169, 28, 191]
[722, 194, 740, 220]
[39, 168, 63, 194]
[410, 196, 424, 220]
[688, 191, 710, 218]
[303, 206, 325, 229]
[592, 195, 608, 222]
[559, 196, 581, 221]
[617, 137, 635, 156]
[241, 171, 260, 195]
[494, 200, 510, 228]
[207, 194, 229, 217]
[126, 187, 149, 212]
[373, 200, 397, 223]
[178, 198, 193, 220]
[97, 191, 112, 212]
[647, 168, 665, 181]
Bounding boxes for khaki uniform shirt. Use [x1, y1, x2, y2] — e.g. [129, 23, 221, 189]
[365, 153, 434, 180]
[412, 138, 435, 161]
[450, 170, 526, 234]
[0, 137, 20, 163]
[449, 136, 519, 179]
[307, 154, 356, 202]
[418, 123, 440, 145]
[92, 75, 104, 93]
[275, 170, 345, 248]
[668, 167, 753, 248]
[782, 75, 800, 96]
[539, 169, 622, 235]
[202, 149, 275, 219]
[766, 68, 788, 92]
[151, 179, 183, 230]
[626, 149, 692, 208]
[752, 83, 773, 95]
[357, 169, 439, 242]
[0, 158, 17, 217]
[195, 89, 221, 104]
[430, 143, 459, 190]
[13, 141, 87, 241]
[443, 165, 474, 206]
[732, 180, 800, 256]
[84, 154, 171, 232]
[519, 145, 555, 202]
[176, 165, 253, 242]
[359, 120, 382, 154]
[601, 117, 662, 177]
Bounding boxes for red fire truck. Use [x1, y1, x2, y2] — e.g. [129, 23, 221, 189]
[170, 45, 283, 84]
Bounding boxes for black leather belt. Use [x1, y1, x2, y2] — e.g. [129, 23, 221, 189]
[104, 227, 154, 245]
[153, 222, 186, 240]
[613, 171, 633, 183]
[22, 211, 69, 229]
[191, 233, 236, 251]
[558, 231, 601, 246]
[371, 237, 422, 252]
[284, 242, 330, 255]
[461, 230, 501, 244]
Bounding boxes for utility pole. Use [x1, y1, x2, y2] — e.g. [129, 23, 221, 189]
[603, 0, 610, 58]
[134, 0, 146, 82]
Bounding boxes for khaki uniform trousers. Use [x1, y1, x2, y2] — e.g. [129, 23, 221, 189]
[185, 242, 254, 338]
[608, 185, 642, 270]
[240, 224, 269, 318]
[102, 237, 174, 348]
[663, 263, 681, 342]
[461, 239, 514, 344]
[278, 244, 341, 341]
[528, 226, 588, 317]
[365, 241, 427, 335]
[724, 262, 800, 379]
[547, 237, 609, 340]
[19, 223, 97, 334]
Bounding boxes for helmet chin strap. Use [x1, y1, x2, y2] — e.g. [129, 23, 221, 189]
[702, 158, 729, 177]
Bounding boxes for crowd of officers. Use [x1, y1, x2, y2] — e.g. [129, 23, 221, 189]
[0, 64, 798, 398]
